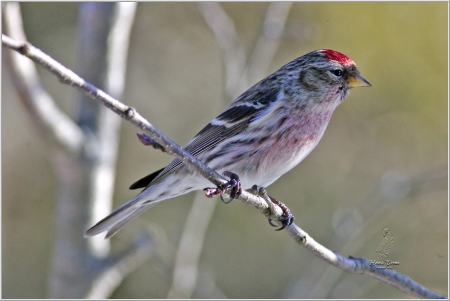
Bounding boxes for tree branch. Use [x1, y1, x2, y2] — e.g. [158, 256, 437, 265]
[87, 1, 137, 259]
[285, 224, 445, 299]
[2, 34, 446, 299]
[1, 34, 265, 209]
[2, 2, 85, 154]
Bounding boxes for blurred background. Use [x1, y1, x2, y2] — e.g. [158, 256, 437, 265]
[2, 2, 447, 299]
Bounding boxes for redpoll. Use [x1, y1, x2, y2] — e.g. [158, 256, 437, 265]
[85, 49, 371, 238]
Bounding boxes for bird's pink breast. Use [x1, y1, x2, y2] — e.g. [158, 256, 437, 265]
[259, 108, 333, 172]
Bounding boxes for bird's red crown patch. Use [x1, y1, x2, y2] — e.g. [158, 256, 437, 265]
[323, 49, 354, 66]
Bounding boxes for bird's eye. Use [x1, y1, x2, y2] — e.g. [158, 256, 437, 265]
[331, 69, 343, 77]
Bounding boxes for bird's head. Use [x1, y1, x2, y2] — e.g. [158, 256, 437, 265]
[281, 49, 371, 104]
[320, 49, 371, 89]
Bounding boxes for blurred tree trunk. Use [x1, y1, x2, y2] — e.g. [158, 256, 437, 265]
[48, 3, 116, 298]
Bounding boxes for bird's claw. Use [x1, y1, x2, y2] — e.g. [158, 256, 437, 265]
[252, 185, 295, 231]
[204, 171, 242, 204]
[269, 211, 295, 231]
[136, 133, 166, 153]
[222, 171, 242, 203]
[268, 196, 295, 231]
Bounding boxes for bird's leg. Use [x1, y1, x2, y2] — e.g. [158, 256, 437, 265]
[268, 196, 295, 230]
[222, 171, 242, 202]
[204, 171, 242, 204]
[251, 185, 295, 231]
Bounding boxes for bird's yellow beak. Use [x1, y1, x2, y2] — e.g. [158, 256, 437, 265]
[348, 73, 371, 88]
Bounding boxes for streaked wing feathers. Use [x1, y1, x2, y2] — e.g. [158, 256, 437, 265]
[133, 87, 280, 189]
[148, 119, 248, 186]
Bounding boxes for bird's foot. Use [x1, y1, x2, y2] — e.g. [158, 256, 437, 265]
[252, 185, 295, 231]
[204, 171, 242, 204]
[268, 196, 295, 231]
[136, 133, 166, 153]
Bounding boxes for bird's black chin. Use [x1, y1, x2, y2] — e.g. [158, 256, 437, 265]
[338, 87, 349, 101]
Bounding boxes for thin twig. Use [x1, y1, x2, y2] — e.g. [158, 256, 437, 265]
[285, 224, 445, 299]
[307, 165, 448, 297]
[2, 35, 446, 299]
[1, 34, 266, 209]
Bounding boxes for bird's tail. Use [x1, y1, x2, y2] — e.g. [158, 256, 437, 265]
[84, 195, 153, 239]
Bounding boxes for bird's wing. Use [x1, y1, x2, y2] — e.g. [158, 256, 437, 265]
[129, 87, 281, 189]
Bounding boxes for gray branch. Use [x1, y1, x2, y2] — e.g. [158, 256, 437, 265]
[87, 0, 137, 259]
[2, 2, 85, 154]
[2, 34, 446, 299]
[285, 224, 445, 299]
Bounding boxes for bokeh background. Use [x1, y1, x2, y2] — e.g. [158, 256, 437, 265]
[2, 2, 447, 299]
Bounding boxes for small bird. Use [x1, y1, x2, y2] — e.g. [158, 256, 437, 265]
[85, 49, 371, 238]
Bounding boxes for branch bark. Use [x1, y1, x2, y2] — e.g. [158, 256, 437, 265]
[2, 33, 446, 300]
